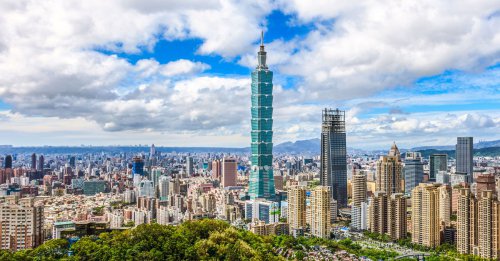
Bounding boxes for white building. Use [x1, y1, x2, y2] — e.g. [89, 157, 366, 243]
[351, 202, 368, 230]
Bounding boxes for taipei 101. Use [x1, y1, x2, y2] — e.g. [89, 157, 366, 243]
[0, 1, 499, 260]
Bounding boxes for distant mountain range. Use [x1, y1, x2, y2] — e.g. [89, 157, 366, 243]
[411, 139, 500, 151]
[0, 139, 499, 156]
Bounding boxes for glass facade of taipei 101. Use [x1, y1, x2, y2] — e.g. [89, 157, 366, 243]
[249, 32, 275, 200]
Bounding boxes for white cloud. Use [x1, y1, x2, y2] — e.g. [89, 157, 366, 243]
[0, 0, 499, 147]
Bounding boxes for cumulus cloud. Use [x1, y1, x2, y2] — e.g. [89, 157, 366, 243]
[274, 0, 500, 100]
[0, 0, 499, 147]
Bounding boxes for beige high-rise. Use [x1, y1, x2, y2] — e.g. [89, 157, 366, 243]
[388, 193, 407, 240]
[368, 192, 389, 235]
[457, 188, 500, 259]
[411, 183, 441, 248]
[376, 143, 403, 195]
[477, 190, 499, 259]
[0, 197, 44, 250]
[438, 185, 451, 227]
[352, 173, 367, 207]
[368, 191, 407, 240]
[457, 188, 473, 254]
[310, 186, 331, 238]
[287, 185, 307, 233]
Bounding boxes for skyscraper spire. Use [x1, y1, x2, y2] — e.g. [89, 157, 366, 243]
[257, 30, 267, 69]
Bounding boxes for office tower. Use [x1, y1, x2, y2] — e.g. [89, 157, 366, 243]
[456, 137, 473, 183]
[376, 143, 403, 195]
[404, 152, 423, 194]
[352, 173, 367, 207]
[37, 155, 44, 172]
[132, 156, 145, 176]
[0, 197, 44, 250]
[457, 188, 474, 255]
[212, 160, 221, 180]
[287, 185, 306, 235]
[3, 155, 12, 169]
[430, 154, 447, 182]
[186, 156, 194, 176]
[388, 193, 407, 240]
[150, 144, 156, 157]
[249, 32, 275, 200]
[310, 186, 331, 238]
[83, 180, 107, 196]
[320, 108, 348, 207]
[69, 156, 76, 168]
[476, 174, 495, 199]
[438, 185, 452, 227]
[411, 183, 441, 248]
[31, 153, 36, 170]
[222, 157, 237, 188]
[158, 175, 170, 200]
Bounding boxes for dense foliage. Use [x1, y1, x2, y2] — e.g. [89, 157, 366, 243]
[0, 219, 399, 261]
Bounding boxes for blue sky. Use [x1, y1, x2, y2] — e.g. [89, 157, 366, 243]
[0, 1, 499, 149]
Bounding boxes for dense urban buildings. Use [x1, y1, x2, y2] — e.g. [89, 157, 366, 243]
[320, 108, 348, 208]
[248, 33, 275, 200]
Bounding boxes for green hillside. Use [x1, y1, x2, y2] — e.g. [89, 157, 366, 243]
[416, 146, 500, 158]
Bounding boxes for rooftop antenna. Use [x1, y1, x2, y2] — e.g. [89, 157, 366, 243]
[260, 30, 264, 46]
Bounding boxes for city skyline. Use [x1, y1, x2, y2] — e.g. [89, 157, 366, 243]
[0, 1, 499, 149]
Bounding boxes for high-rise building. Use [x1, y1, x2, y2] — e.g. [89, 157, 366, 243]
[0, 197, 44, 250]
[287, 185, 306, 235]
[456, 188, 500, 258]
[477, 190, 500, 259]
[438, 185, 452, 227]
[132, 156, 145, 176]
[3, 155, 12, 169]
[368, 192, 389, 235]
[352, 173, 367, 207]
[411, 183, 441, 248]
[376, 143, 403, 195]
[150, 144, 156, 157]
[457, 188, 474, 255]
[388, 193, 407, 240]
[476, 174, 495, 199]
[456, 137, 473, 183]
[212, 159, 221, 180]
[31, 153, 36, 170]
[367, 191, 406, 240]
[186, 156, 194, 176]
[351, 202, 368, 230]
[429, 154, 447, 182]
[83, 180, 107, 196]
[310, 186, 331, 238]
[403, 152, 423, 194]
[249, 33, 275, 200]
[37, 155, 44, 172]
[222, 157, 237, 188]
[320, 108, 347, 207]
[158, 175, 170, 200]
[138, 179, 155, 198]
